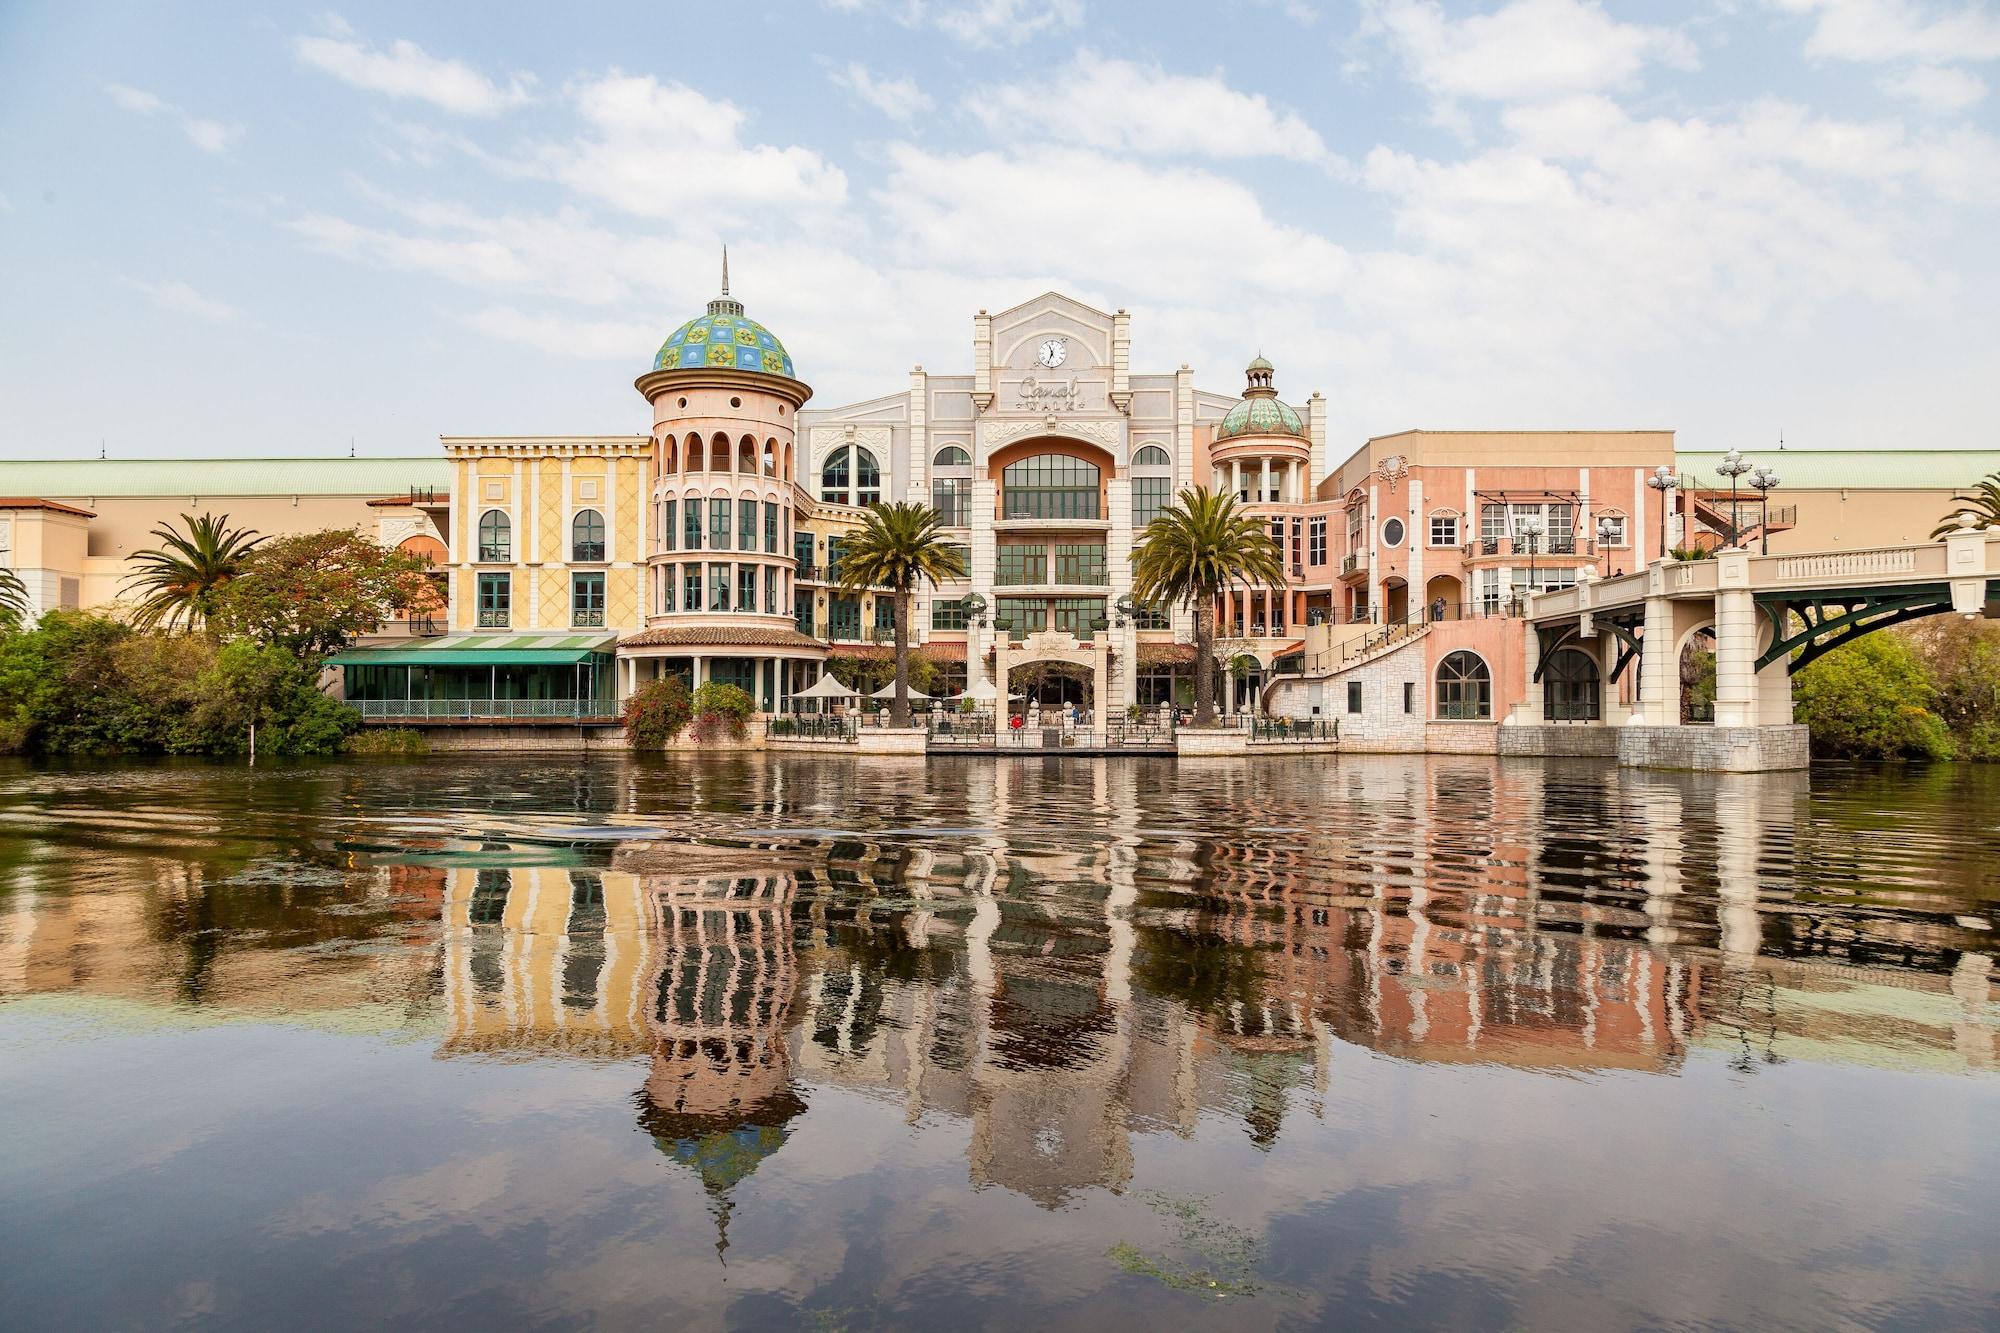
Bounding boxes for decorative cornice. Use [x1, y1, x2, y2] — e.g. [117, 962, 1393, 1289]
[979, 416, 1124, 450]
[634, 365, 814, 409]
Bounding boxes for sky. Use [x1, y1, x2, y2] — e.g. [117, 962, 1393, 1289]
[0, 0, 1996, 461]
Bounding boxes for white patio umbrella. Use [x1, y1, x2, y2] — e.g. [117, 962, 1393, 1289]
[871, 681, 933, 700]
[954, 674, 1000, 702]
[793, 672, 858, 699]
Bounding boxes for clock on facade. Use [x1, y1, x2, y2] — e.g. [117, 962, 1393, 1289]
[1036, 337, 1068, 369]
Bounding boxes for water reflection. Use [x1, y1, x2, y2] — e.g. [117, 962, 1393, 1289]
[1, 754, 1996, 1326]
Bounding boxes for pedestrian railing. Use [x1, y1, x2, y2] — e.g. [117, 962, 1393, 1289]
[768, 714, 858, 741]
[1249, 717, 1339, 743]
[347, 698, 620, 722]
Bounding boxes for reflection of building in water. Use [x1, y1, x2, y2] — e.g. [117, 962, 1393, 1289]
[430, 804, 1997, 1225]
[635, 872, 807, 1259]
[441, 861, 808, 1256]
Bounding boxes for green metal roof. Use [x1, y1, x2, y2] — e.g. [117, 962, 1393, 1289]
[0, 456, 449, 498]
[1676, 450, 2000, 491]
[328, 632, 617, 667]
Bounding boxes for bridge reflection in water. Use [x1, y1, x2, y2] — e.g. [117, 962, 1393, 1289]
[430, 762, 1996, 1232]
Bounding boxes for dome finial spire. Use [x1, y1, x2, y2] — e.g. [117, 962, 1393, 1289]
[721, 244, 729, 297]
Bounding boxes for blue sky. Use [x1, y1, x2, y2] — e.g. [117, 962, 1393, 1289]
[1, 0, 1995, 460]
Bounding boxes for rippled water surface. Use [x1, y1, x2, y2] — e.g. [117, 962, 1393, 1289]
[2, 754, 1996, 1331]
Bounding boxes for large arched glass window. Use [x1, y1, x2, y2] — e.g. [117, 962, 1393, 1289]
[1002, 453, 1100, 520]
[820, 446, 882, 506]
[1543, 648, 1600, 721]
[478, 509, 511, 562]
[819, 448, 849, 503]
[1132, 445, 1173, 528]
[1436, 651, 1492, 720]
[931, 445, 972, 525]
[571, 509, 606, 562]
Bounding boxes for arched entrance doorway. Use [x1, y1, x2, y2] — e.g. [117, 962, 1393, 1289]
[1008, 661, 1092, 711]
[1383, 577, 1410, 622]
[1679, 626, 1717, 723]
[1423, 574, 1463, 621]
[1542, 648, 1601, 721]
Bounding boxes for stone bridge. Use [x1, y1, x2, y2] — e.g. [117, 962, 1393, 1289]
[1513, 525, 2000, 771]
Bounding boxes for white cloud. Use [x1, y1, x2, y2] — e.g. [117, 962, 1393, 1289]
[104, 83, 241, 154]
[460, 306, 659, 359]
[969, 53, 1340, 165]
[292, 22, 534, 116]
[878, 144, 1353, 306]
[526, 73, 847, 221]
[1767, 0, 2000, 64]
[1367, 0, 1698, 103]
[107, 84, 165, 115]
[827, 0, 1083, 48]
[128, 279, 245, 323]
[828, 62, 934, 122]
[1878, 63, 1988, 109]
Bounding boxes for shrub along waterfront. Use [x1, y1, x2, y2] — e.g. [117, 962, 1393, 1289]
[0, 515, 436, 758]
[1793, 620, 2000, 761]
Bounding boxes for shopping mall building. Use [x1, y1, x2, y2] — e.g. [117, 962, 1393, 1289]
[4, 277, 1994, 734]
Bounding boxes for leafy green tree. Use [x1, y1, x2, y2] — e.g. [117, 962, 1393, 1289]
[0, 565, 30, 629]
[1129, 486, 1285, 727]
[125, 512, 264, 633]
[1930, 472, 2000, 539]
[1907, 618, 2000, 760]
[212, 528, 438, 661]
[833, 502, 967, 727]
[1793, 632, 1954, 760]
[623, 676, 693, 748]
[0, 612, 155, 752]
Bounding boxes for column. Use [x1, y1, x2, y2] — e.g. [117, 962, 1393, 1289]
[1092, 642, 1109, 745]
[1755, 603, 1792, 725]
[1639, 582, 1678, 726]
[1514, 623, 1545, 724]
[1712, 576, 1758, 728]
[692, 655, 707, 689]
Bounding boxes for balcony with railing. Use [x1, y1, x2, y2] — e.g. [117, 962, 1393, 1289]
[346, 698, 621, 724]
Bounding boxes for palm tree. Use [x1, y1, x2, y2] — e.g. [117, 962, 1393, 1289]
[0, 564, 30, 629]
[834, 502, 967, 727]
[1931, 472, 2000, 539]
[125, 512, 264, 633]
[1129, 486, 1286, 728]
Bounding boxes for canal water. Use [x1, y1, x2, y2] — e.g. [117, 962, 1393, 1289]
[1, 754, 1995, 1331]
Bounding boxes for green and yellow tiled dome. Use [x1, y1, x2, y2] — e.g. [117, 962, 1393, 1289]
[1215, 393, 1305, 441]
[653, 310, 794, 377]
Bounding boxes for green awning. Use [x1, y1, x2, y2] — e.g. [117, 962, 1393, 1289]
[328, 632, 617, 668]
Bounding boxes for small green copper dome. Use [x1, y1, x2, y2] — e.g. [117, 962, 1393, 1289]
[1215, 394, 1305, 441]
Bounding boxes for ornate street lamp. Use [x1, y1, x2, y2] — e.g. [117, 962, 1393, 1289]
[1646, 465, 1679, 560]
[1749, 466, 1781, 555]
[1596, 515, 1619, 576]
[1516, 513, 1544, 609]
[1716, 448, 1755, 547]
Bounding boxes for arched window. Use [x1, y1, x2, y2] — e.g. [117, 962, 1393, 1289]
[687, 436, 705, 473]
[819, 446, 882, 506]
[477, 509, 511, 562]
[1132, 445, 1173, 527]
[820, 448, 850, 503]
[763, 438, 779, 477]
[854, 447, 881, 505]
[1002, 453, 1100, 520]
[933, 445, 971, 468]
[661, 434, 678, 473]
[571, 509, 606, 562]
[1436, 651, 1491, 720]
[1543, 648, 1600, 722]
[738, 437, 757, 474]
[931, 444, 972, 524]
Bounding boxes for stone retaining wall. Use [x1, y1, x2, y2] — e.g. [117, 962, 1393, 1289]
[1497, 724, 1619, 758]
[1616, 724, 1810, 772]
